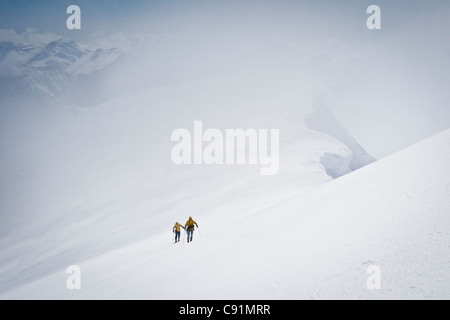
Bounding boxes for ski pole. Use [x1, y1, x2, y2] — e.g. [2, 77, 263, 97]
[197, 227, 202, 237]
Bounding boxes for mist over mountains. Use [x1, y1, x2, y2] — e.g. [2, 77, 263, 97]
[0, 0, 449, 300]
[0, 37, 122, 108]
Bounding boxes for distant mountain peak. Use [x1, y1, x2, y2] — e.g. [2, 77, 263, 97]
[0, 37, 122, 107]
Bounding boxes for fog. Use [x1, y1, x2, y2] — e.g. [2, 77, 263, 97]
[1, 0, 449, 157]
[104, 0, 450, 158]
[0, 0, 450, 296]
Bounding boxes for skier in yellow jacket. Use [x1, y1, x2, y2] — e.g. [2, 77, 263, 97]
[173, 222, 185, 243]
[185, 217, 198, 243]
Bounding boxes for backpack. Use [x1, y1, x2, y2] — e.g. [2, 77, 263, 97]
[186, 220, 195, 231]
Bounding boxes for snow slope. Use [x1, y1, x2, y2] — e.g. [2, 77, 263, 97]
[0, 75, 362, 297]
[1, 125, 449, 300]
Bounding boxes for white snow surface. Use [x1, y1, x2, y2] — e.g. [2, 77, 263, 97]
[0, 76, 448, 299]
[0, 92, 449, 299]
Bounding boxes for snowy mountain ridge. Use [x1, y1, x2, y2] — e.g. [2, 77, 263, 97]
[1, 127, 448, 299]
[0, 38, 121, 107]
[0, 76, 377, 296]
[305, 99, 376, 177]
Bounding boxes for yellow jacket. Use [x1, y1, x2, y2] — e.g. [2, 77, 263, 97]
[185, 219, 198, 231]
[173, 223, 184, 232]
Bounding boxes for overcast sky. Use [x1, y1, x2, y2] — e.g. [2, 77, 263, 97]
[1, 0, 449, 158]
